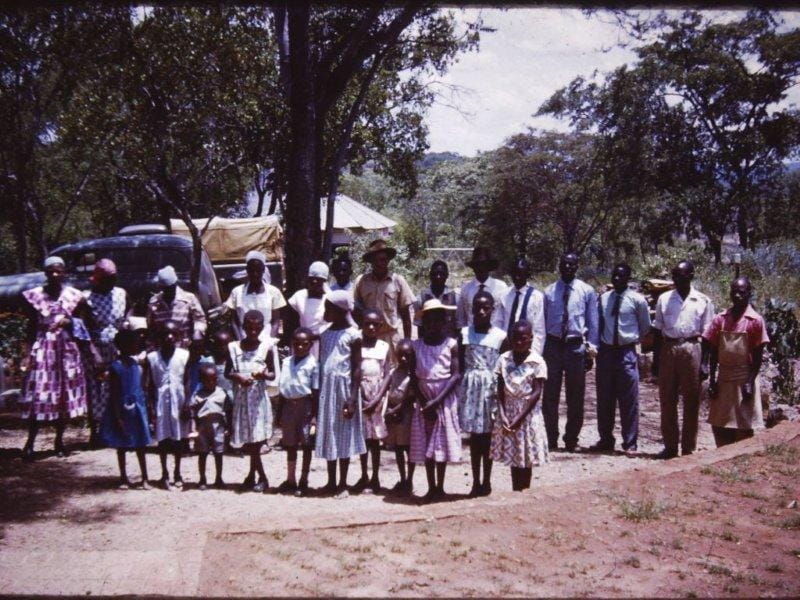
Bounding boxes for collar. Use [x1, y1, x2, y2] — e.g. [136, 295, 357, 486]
[723, 304, 760, 320]
[512, 283, 532, 293]
[672, 287, 702, 302]
[367, 271, 392, 283]
[155, 286, 189, 305]
[507, 349, 542, 366]
[425, 285, 452, 298]
[473, 277, 495, 287]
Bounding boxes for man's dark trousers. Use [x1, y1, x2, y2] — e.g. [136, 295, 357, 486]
[596, 343, 639, 450]
[542, 335, 586, 449]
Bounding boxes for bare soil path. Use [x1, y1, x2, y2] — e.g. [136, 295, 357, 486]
[1, 375, 798, 597]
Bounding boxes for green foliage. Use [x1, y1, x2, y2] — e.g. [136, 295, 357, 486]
[0, 312, 27, 373]
[618, 497, 665, 522]
[763, 298, 800, 405]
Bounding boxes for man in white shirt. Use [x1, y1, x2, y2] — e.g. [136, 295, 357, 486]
[497, 258, 545, 355]
[652, 260, 715, 459]
[456, 246, 508, 330]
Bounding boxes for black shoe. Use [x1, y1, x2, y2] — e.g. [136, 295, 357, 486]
[21, 445, 34, 462]
[587, 442, 614, 454]
[564, 443, 578, 452]
[276, 480, 297, 494]
[548, 440, 559, 451]
[242, 473, 255, 489]
[655, 449, 678, 460]
[478, 482, 492, 497]
[467, 484, 481, 498]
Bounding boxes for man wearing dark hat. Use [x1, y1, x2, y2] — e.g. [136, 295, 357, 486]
[456, 246, 508, 330]
[354, 239, 415, 360]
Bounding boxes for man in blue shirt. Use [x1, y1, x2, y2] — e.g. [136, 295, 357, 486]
[590, 263, 652, 456]
[542, 253, 599, 451]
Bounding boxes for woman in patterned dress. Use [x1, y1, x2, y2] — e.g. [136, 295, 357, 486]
[357, 309, 390, 492]
[409, 299, 461, 503]
[315, 290, 365, 499]
[459, 291, 506, 497]
[491, 320, 549, 491]
[83, 259, 130, 447]
[226, 310, 277, 493]
[20, 256, 89, 460]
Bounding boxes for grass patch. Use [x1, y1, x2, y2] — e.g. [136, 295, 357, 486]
[741, 489, 767, 500]
[765, 563, 783, 573]
[779, 514, 800, 530]
[764, 443, 799, 463]
[707, 563, 732, 576]
[618, 497, 665, 522]
[720, 530, 739, 543]
[623, 555, 641, 568]
[672, 538, 684, 550]
[270, 530, 286, 541]
[700, 465, 755, 484]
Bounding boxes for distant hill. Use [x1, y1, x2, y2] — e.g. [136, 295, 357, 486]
[417, 151, 464, 170]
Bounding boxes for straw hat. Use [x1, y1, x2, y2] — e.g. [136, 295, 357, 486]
[466, 246, 499, 270]
[417, 298, 457, 315]
[362, 239, 397, 262]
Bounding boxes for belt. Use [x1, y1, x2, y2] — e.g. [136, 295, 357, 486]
[547, 334, 583, 344]
[599, 342, 636, 350]
[664, 335, 701, 344]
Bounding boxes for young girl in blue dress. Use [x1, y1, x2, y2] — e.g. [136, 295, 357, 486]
[100, 327, 151, 489]
[315, 290, 365, 499]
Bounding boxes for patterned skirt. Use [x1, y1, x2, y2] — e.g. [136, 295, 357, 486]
[458, 368, 497, 434]
[231, 384, 272, 447]
[22, 330, 87, 421]
[362, 374, 387, 441]
[490, 396, 549, 468]
[409, 378, 461, 464]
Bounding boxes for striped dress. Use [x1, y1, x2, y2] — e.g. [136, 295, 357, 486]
[315, 327, 365, 460]
[409, 337, 461, 464]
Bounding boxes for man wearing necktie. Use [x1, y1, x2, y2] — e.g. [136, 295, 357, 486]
[456, 246, 509, 330]
[498, 258, 545, 355]
[590, 263, 651, 456]
[542, 253, 599, 451]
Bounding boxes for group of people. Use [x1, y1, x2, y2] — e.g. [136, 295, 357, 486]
[15, 239, 770, 501]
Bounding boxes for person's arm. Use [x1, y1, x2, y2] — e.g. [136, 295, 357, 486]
[142, 358, 156, 428]
[398, 276, 415, 339]
[422, 342, 461, 412]
[109, 366, 125, 434]
[190, 294, 207, 341]
[705, 340, 718, 398]
[637, 294, 653, 339]
[508, 379, 544, 431]
[699, 299, 715, 381]
[400, 304, 412, 340]
[458, 332, 465, 375]
[651, 296, 664, 377]
[496, 372, 510, 430]
[585, 288, 600, 352]
[225, 352, 250, 386]
[743, 343, 765, 401]
[364, 367, 393, 415]
[532, 292, 546, 356]
[345, 337, 363, 419]
[270, 289, 286, 339]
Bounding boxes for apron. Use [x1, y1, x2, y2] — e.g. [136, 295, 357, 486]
[708, 330, 764, 430]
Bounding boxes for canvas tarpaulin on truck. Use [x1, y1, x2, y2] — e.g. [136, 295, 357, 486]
[170, 216, 283, 263]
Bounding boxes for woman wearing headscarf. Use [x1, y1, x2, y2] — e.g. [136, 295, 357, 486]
[82, 259, 131, 447]
[223, 251, 286, 341]
[287, 261, 330, 358]
[20, 256, 89, 460]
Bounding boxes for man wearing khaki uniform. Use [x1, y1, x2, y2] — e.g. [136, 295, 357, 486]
[354, 239, 415, 362]
[652, 260, 715, 459]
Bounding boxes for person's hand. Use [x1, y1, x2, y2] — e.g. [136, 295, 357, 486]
[500, 415, 513, 432]
[96, 368, 109, 382]
[343, 401, 357, 420]
[20, 356, 30, 374]
[584, 355, 594, 372]
[741, 380, 754, 402]
[699, 363, 710, 381]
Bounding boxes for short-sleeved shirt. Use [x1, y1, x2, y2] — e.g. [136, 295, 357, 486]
[278, 354, 319, 399]
[653, 288, 715, 339]
[191, 387, 230, 419]
[354, 272, 415, 335]
[599, 289, 652, 346]
[147, 286, 207, 347]
[225, 282, 286, 341]
[702, 305, 769, 364]
[287, 289, 329, 337]
[495, 350, 548, 400]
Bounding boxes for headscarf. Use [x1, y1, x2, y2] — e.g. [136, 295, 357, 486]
[326, 289, 354, 313]
[156, 265, 178, 287]
[308, 261, 329, 279]
[43, 256, 65, 269]
[90, 258, 117, 284]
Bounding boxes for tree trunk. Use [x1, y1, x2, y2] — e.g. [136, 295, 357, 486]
[14, 195, 29, 272]
[283, 4, 317, 296]
[736, 205, 749, 250]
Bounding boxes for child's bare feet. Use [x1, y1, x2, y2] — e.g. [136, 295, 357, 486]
[141, 479, 151, 490]
[369, 476, 380, 493]
[173, 476, 184, 488]
[334, 487, 349, 499]
[198, 478, 208, 491]
[118, 479, 130, 490]
[390, 480, 406, 493]
[276, 480, 297, 494]
[158, 477, 172, 491]
[319, 481, 337, 496]
[213, 478, 224, 489]
[479, 482, 492, 497]
[467, 484, 481, 498]
[352, 475, 369, 491]
[420, 489, 437, 504]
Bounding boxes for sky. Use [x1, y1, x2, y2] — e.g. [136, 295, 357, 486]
[424, 8, 800, 156]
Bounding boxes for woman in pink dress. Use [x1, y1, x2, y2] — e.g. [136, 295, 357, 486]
[20, 256, 89, 460]
[409, 299, 461, 503]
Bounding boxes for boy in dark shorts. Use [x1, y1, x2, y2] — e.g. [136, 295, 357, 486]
[191, 363, 231, 489]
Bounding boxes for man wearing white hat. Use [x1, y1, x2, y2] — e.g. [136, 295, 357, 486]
[147, 265, 206, 348]
[287, 261, 331, 357]
[222, 250, 286, 341]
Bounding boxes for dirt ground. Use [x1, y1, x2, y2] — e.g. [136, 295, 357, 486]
[1, 373, 798, 597]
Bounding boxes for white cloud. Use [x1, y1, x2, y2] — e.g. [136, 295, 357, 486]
[424, 7, 800, 156]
